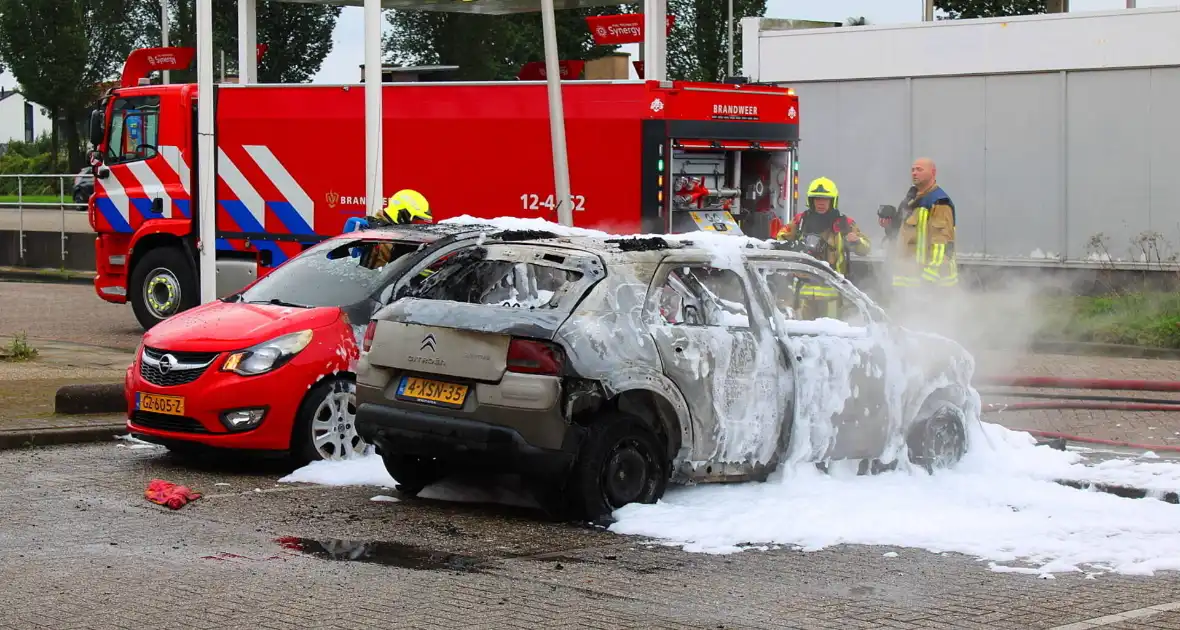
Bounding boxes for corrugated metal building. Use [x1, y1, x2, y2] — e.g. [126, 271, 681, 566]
[741, 8, 1180, 270]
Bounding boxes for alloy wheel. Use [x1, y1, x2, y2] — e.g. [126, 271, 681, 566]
[310, 381, 369, 460]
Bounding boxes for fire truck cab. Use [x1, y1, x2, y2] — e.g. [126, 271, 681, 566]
[87, 50, 801, 330]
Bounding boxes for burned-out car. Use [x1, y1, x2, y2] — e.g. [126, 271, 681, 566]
[355, 233, 977, 521]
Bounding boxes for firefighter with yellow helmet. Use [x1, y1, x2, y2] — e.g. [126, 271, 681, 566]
[378, 189, 432, 226]
[775, 176, 871, 320]
[360, 189, 434, 270]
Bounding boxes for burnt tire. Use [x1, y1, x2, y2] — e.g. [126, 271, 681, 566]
[380, 453, 446, 497]
[566, 412, 669, 523]
[906, 402, 967, 473]
[130, 247, 198, 331]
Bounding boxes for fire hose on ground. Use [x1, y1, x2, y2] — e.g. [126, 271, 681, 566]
[975, 375, 1180, 453]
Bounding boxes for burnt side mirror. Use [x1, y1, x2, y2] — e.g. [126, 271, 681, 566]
[86, 149, 104, 167]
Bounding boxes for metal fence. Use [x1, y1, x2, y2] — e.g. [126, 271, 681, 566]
[0, 173, 89, 266]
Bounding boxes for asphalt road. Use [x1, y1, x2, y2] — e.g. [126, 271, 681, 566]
[1, 442, 1180, 630]
[0, 281, 141, 350]
[0, 207, 91, 233]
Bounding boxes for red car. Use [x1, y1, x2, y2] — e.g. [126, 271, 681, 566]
[125, 223, 498, 464]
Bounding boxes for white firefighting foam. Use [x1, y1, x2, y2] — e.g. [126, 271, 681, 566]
[295, 217, 1180, 578]
[610, 413, 1180, 578]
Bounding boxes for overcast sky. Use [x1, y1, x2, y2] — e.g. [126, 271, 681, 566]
[0, 0, 1167, 90]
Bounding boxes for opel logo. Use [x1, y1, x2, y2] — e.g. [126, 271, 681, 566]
[159, 354, 177, 374]
[420, 334, 437, 352]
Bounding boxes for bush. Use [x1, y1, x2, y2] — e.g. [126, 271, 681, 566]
[1038, 292, 1180, 348]
[0, 133, 68, 196]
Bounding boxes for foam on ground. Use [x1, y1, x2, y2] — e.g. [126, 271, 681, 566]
[610, 420, 1180, 577]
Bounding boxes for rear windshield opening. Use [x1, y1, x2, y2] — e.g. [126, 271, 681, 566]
[418, 260, 584, 310]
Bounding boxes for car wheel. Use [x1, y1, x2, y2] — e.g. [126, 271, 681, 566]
[567, 412, 669, 523]
[129, 247, 198, 331]
[291, 377, 369, 466]
[906, 402, 967, 473]
[379, 453, 446, 496]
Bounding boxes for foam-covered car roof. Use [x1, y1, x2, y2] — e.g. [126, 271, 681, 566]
[324, 222, 502, 244]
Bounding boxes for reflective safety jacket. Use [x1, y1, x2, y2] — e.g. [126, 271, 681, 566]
[776, 210, 871, 301]
[892, 186, 958, 288]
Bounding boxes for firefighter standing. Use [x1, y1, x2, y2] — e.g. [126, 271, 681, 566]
[886, 158, 958, 294]
[776, 177, 871, 320]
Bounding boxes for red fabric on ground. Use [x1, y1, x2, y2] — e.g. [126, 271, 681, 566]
[145, 478, 202, 510]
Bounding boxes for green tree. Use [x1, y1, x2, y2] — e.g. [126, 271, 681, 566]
[384, 7, 626, 81]
[655, 0, 766, 82]
[934, 0, 1045, 19]
[0, 0, 148, 170]
[213, 1, 342, 83]
[150, 1, 339, 84]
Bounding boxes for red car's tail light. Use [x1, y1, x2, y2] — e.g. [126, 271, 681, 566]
[506, 338, 564, 376]
[362, 321, 377, 352]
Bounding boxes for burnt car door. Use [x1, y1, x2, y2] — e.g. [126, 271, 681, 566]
[647, 257, 785, 476]
[749, 261, 890, 463]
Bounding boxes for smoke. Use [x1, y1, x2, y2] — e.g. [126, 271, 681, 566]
[874, 266, 1080, 378]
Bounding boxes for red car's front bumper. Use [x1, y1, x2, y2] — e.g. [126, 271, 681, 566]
[124, 333, 354, 451]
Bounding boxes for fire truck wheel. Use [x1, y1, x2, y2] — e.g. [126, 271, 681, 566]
[130, 247, 198, 331]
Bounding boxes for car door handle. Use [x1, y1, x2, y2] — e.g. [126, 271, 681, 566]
[151, 198, 164, 214]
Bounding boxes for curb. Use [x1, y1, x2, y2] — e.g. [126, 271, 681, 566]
[1055, 478, 1179, 504]
[0, 266, 96, 286]
[55, 383, 124, 415]
[0, 423, 125, 451]
[1019, 340, 1180, 361]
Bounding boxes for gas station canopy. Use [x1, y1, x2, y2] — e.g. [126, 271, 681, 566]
[277, 0, 627, 14]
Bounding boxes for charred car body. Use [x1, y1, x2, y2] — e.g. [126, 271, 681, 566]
[355, 233, 977, 520]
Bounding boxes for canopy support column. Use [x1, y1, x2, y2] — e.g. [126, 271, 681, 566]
[197, 0, 217, 303]
[541, 0, 573, 226]
[364, 0, 383, 217]
[643, 0, 666, 80]
[238, 0, 258, 84]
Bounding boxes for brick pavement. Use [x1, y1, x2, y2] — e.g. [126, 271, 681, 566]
[974, 351, 1180, 446]
[2, 443, 1180, 630]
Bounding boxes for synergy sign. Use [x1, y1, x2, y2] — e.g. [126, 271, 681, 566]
[585, 14, 675, 45]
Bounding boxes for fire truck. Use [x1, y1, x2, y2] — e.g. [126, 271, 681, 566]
[87, 48, 802, 330]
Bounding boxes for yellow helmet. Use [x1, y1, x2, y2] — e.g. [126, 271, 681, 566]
[382, 189, 432, 224]
[806, 177, 839, 210]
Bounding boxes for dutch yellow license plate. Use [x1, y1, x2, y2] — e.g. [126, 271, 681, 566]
[136, 392, 186, 416]
[397, 376, 469, 408]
